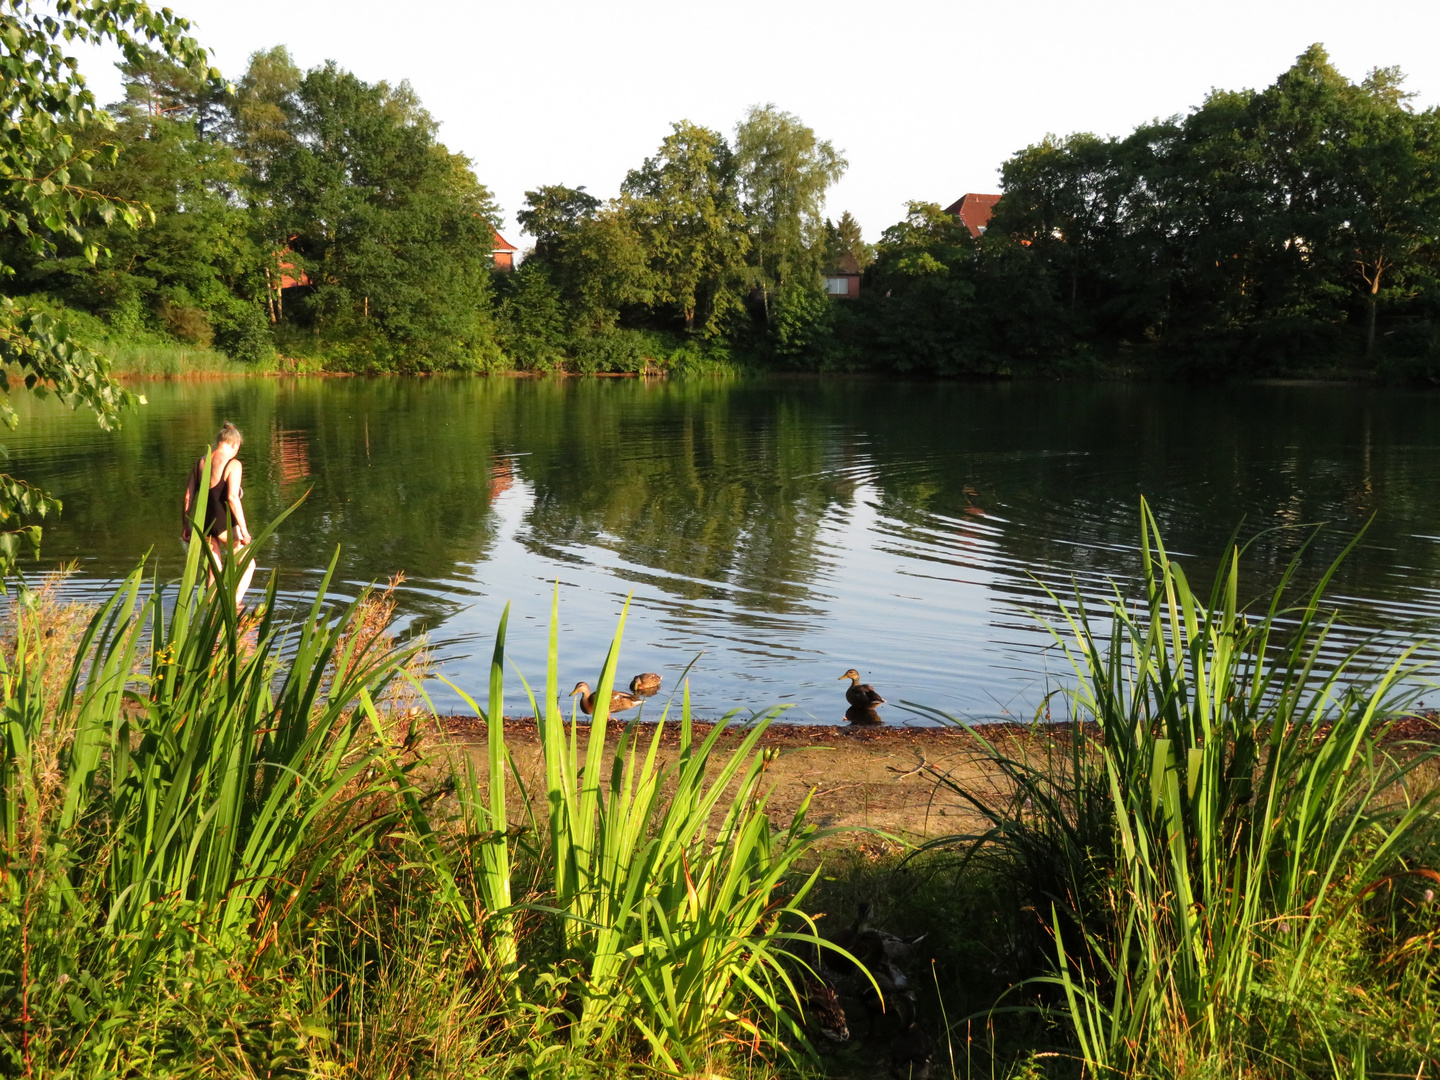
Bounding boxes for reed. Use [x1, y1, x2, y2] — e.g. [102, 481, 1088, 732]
[435, 586, 831, 1072]
[0, 483, 429, 1071]
[915, 501, 1440, 1075]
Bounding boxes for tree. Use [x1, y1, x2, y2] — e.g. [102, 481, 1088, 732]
[733, 104, 846, 335]
[621, 121, 748, 334]
[825, 211, 872, 270]
[263, 62, 502, 369]
[0, 0, 213, 575]
[1334, 71, 1440, 356]
[517, 183, 601, 259]
[517, 184, 651, 337]
[17, 47, 272, 361]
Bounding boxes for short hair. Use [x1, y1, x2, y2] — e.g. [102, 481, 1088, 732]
[216, 422, 243, 448]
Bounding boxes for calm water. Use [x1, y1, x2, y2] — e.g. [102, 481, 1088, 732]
[8, 376, 1440, 722]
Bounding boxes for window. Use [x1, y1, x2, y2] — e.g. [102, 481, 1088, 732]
[825, 276, 849, 295]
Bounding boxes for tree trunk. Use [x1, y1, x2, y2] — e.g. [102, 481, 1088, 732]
[1365, 267, 1381, 359]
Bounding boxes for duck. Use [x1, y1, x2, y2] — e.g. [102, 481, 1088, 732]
[857, 924, 928, 966]
[569, 682, 641, 717]
[889, 1018, 934, 1079]
[824, 901, 873, 974]
[629, 672, 662, 697]
[839, 669, 885, 708]
[860, 961, 915, 1037]
[801, 972, 850, 1043]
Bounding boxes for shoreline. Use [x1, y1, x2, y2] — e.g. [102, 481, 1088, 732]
[105, 367, 1420, 387]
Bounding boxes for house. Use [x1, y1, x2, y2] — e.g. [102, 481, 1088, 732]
[276, 243, 310, 290]
[943, 193, 1001, 238]
[823, 252, 862, 300]
[492, 228, 517, 271]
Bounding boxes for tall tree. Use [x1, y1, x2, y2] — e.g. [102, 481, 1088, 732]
[264, 62, 502, 369]
[517, 186, 651, 337]
[622, 121, 748, 334]
[733, 104, 846, 333]
[21, 48, 271, 360]
[825, 211, 872, 270]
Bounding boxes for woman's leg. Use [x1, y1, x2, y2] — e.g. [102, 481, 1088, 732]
[210, 534, 258, 608]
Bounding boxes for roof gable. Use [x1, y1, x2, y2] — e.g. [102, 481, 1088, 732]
[943, 193, 1001, 238]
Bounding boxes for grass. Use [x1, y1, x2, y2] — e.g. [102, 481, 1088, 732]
[2, 499, 1439, 1078]
[102, 341, 252, 377]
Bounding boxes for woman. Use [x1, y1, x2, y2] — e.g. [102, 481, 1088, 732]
[182, 422, 257, 605]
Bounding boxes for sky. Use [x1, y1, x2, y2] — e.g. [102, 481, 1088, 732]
[70, 0, 1440, 247]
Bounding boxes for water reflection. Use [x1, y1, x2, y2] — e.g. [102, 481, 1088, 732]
[6, 376, 1440, 722]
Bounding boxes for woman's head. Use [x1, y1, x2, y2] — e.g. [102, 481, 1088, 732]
[217, 422, 243, 450]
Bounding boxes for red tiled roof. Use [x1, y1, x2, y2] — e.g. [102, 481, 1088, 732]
[942, 193, 1001, 238]
[492, 227, 517, 253]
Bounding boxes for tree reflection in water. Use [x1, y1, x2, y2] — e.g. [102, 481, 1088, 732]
[6, 376, 1440, 720]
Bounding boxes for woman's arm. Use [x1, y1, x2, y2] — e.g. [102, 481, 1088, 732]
[181, 459, 200, 540]
[226, 460, 251, 544]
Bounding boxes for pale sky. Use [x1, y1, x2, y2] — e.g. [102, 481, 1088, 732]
[71, 0, 1440, 247]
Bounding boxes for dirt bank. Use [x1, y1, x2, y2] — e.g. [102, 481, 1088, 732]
[428, 711, 1440, 839]
[431, 716, 1056, 839]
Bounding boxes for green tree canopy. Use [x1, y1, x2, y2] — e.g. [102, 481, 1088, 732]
[733, 104, 846, 339]
[621, 121, 749, 335]
[263, 62, 502, 369]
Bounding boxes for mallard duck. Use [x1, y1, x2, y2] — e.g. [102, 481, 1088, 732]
[569, 682, 641, 717]
[629, 672, 662, 697]
[839, 669, 885, 708]
[889, 1018, 934, 1079]
[861, 960, 915, 1036]
[825, 901, 872, 974]
[858, 924, 927, 965]
[802, 973, 850, 1043]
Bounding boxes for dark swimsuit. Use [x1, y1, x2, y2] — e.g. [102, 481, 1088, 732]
[202, 459, 241, 539]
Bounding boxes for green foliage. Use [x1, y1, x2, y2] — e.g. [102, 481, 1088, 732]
[264, 63, 503, 371]
[0, 0, 215, 577]
[0, 520, 828, 1075]
[734, 105, 847, 352]
[495, 261, 569, 371]
[622, 121, 751, 336]
[980, 44, 1440, 374]
[824, 210, 872, 271]
[500, 588, 824, 1071]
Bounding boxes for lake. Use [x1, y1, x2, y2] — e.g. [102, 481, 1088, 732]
[8, 376, 1440, 723]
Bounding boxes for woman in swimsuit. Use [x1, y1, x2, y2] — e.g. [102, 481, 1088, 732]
[182, 421, 257, 605]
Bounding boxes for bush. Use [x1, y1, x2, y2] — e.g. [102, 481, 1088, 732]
[157, 295, 215, 347]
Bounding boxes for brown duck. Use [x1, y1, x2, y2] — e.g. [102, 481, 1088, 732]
[802, 972, 850, 1043]
[569, 682, 641, 717]
[629, 672, 662, 697]
[839, 669, 885, 708]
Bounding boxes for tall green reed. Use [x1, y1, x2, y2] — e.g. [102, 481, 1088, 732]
[428, 586, 829, 1072]
[917, 501, 1439, 1075]
[1, 462, 425, 1070]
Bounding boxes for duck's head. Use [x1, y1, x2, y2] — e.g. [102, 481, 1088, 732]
[838, 669, 861, 682]
[569, 682, 591, 697]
